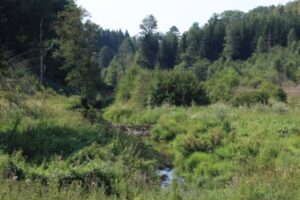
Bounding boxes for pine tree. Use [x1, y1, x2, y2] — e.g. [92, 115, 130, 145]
[159, 26, 179, 69]
[223, 24, 240, 60]
[137, 15, 159, 69]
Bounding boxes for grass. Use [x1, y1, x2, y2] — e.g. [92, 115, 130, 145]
[0, 91, 162, 199]
[104, 100, 300, 199]
[1, 89, 300, 199]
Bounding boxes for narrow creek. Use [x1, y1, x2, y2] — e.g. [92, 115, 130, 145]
[158, 167, 184, 188]
[158, 167, 174, 187]
[113, 124, 182, 188]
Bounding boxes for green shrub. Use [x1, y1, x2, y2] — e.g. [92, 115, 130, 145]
[260, 83, 287, 103]
[149, 69, 208, 107]
[215, 145, 236, 160]
[205, 68, 239, 102]
[184, 153, 212, 173]
[231, 90, 269, 107]
[58, 169, 115, 195]
[115, 66, 141, 103]
[152, 116, 185, 141]
[103, 104, 134, 124]
[175, 131, 223, 157]
[114, 67, 209, 108]
[257, 141, 282, 167]
[272, 88, 287, 102]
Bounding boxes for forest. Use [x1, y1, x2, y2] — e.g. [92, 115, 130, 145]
[0, 0, 300, 199]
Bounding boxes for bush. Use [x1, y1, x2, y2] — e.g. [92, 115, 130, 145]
[149, 69, 208, 107]
[272, 87, 287, 102]
[231, 90, 269, 107]
[114, 67, 209, 108]
[58, 169, 115, 195]
[151, 112, 188, 141]
[260, 82, 287, 103]
[115, 66, 141, 103]
[103, 104, 134, 124]
[175, 131, 223, 157]
[184, 153, 212, 173]
[205, 68, 239, 102]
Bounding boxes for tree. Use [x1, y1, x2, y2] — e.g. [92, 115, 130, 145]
[102, 38, 135, 87]
[116, 37, 135, 72]
[99, 46, 114, 68]
[186, 23, 204, 59]
[0, 0, 70, 84]
[256, 36, 266, 53]
[203, 14, 226, 61]
[180, 33, 188, 54]
[139, 15, 158, 36]
[223, 24, 241, 60]
[137, 15, 159, 69]
[159, 26, 179, 69]
[55, 4, 100, 104]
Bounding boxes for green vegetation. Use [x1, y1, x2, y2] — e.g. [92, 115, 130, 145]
[0, 90, 163, 199]
[1, 0, 300, 199]
[104, 102, 300, 199]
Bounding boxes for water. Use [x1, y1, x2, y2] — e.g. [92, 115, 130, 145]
[158, 167, 174, 187]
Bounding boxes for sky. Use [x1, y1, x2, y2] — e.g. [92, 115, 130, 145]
[76, 0, 292, 36]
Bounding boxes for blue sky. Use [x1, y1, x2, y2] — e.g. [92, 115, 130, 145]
[76, 0, 292, 35]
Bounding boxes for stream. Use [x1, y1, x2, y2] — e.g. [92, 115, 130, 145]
[158, 167, 174, 187]
[158, 167, 184, 188]
[114, 124, 181, 188]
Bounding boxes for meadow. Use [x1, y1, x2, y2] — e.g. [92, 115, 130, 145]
[0, 86, 300, 200]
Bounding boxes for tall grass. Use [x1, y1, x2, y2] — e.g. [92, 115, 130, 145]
[1, 90, 300, 199]
[0, 92, 162, 199]
[104, 102, 300, 199]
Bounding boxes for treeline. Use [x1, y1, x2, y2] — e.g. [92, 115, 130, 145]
[109, 1, 300, 107]
[1, 0, 300, 108]
[136, 1, 300, 66]
[104, 1, 300, 85]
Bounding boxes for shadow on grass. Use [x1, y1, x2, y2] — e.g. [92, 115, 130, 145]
[0, 119, 113, 163]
